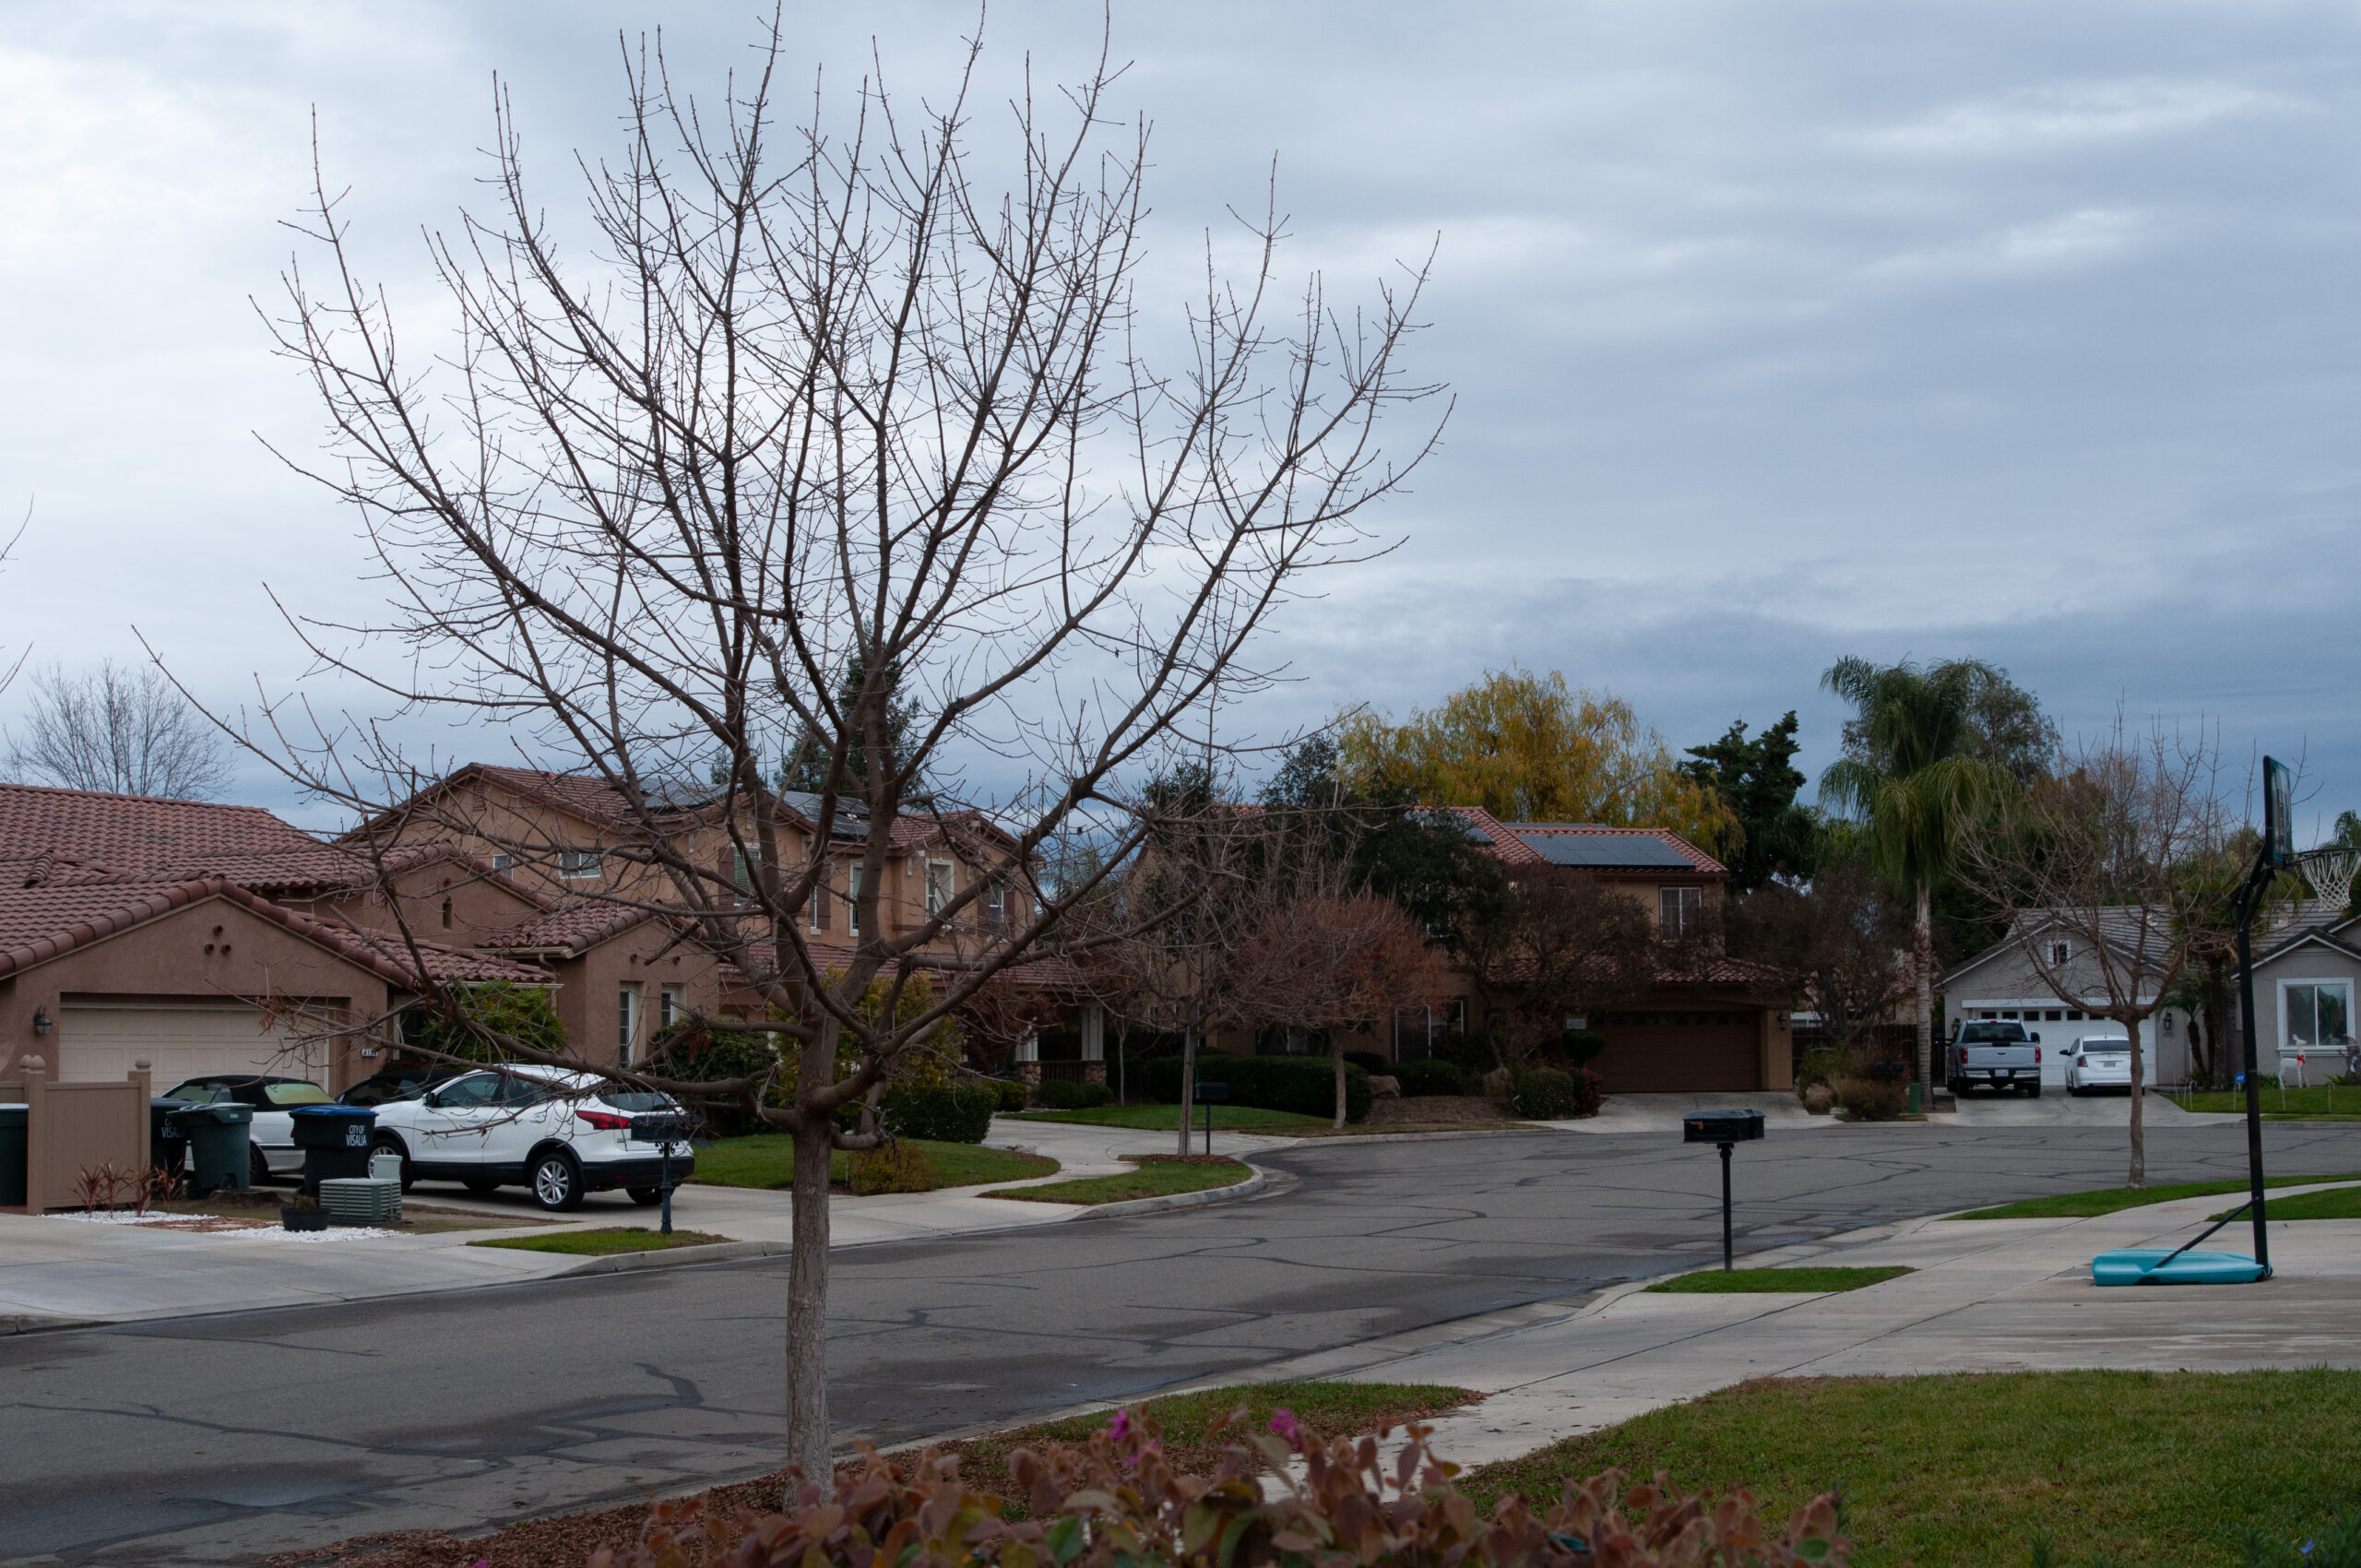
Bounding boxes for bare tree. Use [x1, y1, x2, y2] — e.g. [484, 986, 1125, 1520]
[8, 659, 232, 799]
[245, 22, 1439, 1482]
[1724, 849, 1911, 1065]
[1454, 873, 1659, 1069]
[1955, 719, 2236, 1187]
[1228, 880, 1450, 1127]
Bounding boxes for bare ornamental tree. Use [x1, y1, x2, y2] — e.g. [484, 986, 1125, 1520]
[8, 659, 232, 800]
[1955, 720, 2236, 1187]
[246, 25, 1440, 1484]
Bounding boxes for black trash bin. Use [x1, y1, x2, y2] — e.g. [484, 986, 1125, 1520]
[149, 1098, 194, 1181]
[170, 1102, 254, 1196]
[291, 1104, 378, 1197]
[0, 1103, 27, 1207]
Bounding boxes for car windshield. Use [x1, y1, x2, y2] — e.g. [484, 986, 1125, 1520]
[162, 1082, 219, 1103]
[264, 1083, 331, 1106]
[598, 1090, 674, 1112]
[1961, 1023, 2029, 1043]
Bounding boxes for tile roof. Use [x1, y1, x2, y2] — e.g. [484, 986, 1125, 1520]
[0, 878, 549, 987]
[477, 897, 661, 955]
[0, 783, 341, 882]
[1450, 808, 1726, 875]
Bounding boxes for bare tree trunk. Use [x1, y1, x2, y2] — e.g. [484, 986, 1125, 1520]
[1915, 880, 1934, 1098]
[2125, 1014, 2146, 1189]
[784, 1017, 838, 1492]
[1332, 1035, 1347, 1130]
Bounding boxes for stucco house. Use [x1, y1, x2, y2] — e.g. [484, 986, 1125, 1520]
[1938, 909, 2195, 1089]
[2244, 901, 2361, 1083]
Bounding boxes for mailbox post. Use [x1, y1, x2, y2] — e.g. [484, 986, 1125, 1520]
[1683, 1109, 1765, 1270]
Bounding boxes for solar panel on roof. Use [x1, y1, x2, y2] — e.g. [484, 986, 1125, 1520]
[1511, 832, 1693, 869]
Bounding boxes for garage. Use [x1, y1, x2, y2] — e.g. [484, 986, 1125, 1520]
[58, 1001, 323, 1088]
[1590, 1008, 1762, 1093]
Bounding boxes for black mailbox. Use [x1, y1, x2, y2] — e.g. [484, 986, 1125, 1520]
[1683, 1109, 1764, 1145]
[1195, 1082, 1229, 1103]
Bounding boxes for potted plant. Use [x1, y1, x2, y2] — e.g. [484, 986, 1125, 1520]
[280, 1194, 329, 1232]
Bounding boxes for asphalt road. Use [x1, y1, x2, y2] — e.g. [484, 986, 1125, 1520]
[5, 1119, 2356, 1564]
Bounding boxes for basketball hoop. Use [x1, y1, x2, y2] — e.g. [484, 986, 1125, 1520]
[2298, 846, 2361, 915]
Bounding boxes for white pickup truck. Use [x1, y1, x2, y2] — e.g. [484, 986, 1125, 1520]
[1945, 1019, 2044, 1098]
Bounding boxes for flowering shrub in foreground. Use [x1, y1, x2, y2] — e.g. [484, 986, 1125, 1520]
[589, 1407, 1850, 1568]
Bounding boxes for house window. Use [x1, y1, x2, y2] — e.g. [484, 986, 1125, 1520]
[440, 898, 453, 930]
[926, 860, 953, 919]
[618, 984, 642, 1064]
[848, 862, 863, 937]
[2284, 981, 2354, 1048]
[2047, 941, 2072, 967]
[492, 854, 514, 876]
[811, 864, 832, 933]
[986, 883, 1007, 935]
[1658, 885, 1702, 940]
[2067, 1010, 2084, 1020]
[560, 849, 603, 880]
[659, 985, 682, 1031]
[1393, 999, 1466, 1062]
[733, 846, 761, 894]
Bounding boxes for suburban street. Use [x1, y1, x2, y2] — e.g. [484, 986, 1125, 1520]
[6, 1117, 2355, 1565]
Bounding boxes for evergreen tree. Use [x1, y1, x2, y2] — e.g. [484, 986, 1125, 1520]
[1680, 711, 1820, 893]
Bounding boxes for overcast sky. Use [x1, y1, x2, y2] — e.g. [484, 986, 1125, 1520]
[2, 2, 2356, 833]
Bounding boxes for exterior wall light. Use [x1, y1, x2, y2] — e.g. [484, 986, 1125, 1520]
[32, 1007, 53, 1035]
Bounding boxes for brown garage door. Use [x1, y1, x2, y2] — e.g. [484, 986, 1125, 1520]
[1590, 1010, 1761, 1093]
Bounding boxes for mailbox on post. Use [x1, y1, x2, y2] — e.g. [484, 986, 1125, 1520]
[1194, 1082, 1228, 1155]
[1683, 1109, 1764, 1271]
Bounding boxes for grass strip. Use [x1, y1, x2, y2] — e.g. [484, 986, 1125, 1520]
[1643, 1265, 1911, 1294]
[1948, 1172, 2361, 1220]
[981, 1155, 1252, 1205]
[1461, 1370, 2361, 1565]
[2213, 1184, 2361, 1221]
[2174, 1086, 2360, 1115]
[1010, 1102, 1326, 1131]
[467, 1226, 730, 1255]
[690, 1134, 1057, 1192]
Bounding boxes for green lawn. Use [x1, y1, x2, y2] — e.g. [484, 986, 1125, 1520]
[689, 1134, 1057, 1192]
[2213, 1183, 2361, 1221]
[468, 1226, 730, 1255]
[1460, 1370, 2361, 1566]
[1011, 1103, 1326, 1131]
[1948, 1173, 2361, 1220]
[1643, 1265, 1912, 1294]
[2173, 1085, 2361, 1115]
[982, 1155, 1252, 1205]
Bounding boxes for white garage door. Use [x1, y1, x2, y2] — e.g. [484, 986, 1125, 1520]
[59, 1003, 323, 1089]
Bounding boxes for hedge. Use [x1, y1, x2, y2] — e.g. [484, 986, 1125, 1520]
[1515, 1066, 1602, 1120]
[878, 1081, 998, 1144]
[1138, 1053, 1371, 1123]
[1034, 1077, 1113, 1110]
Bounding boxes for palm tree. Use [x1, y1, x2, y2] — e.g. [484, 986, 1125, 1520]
[1819, 658, 2014, 1096]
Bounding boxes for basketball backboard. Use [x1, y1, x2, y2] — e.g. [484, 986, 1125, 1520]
[2264, 754, 2295, 869]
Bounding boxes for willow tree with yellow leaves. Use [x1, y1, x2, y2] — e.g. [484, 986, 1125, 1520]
[1336, 670, 1738, 852]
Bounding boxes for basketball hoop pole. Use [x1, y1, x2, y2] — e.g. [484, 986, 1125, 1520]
[2232, 847, 2273, 1277]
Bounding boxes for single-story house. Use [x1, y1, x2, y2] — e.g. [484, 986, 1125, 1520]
[1939, 909, 2194, 1088]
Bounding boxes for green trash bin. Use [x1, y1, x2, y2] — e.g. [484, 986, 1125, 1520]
[170, 1102, 254, 1196]
[0, 1103, 27, 1207]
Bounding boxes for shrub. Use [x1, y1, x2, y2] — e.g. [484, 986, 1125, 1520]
[1560, 1028, 1608, 1070]
[1137, 1053, 1372, 1123]
[1393, 1059, 1465, 1098]
[649, 1022, 790, 1135]
[410, 980, 566, 1066]
[848, 1139, 939, 1195]
[590, 1405, 1849, 1568]
[980, 1076, 1030, 1112]
[879, 1081, 998, 1144]
[1514, 1067, 1599, 1120]
[1034, 1077, 1113, 1110]
[1833, 1075, 1906, 1121]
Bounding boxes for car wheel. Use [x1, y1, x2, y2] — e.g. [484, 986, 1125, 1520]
[462, 1177, 501, 1194]
[627, 1187, 666, 1206]
[370, 1135, 415, 1193]
[2025, 1083, 2043, 1099]
[250, 1146, 273, 1186]
[530, 1150, 585, 1212]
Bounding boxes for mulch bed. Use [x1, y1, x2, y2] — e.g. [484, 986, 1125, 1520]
[1366, 1095, 1520, 1126]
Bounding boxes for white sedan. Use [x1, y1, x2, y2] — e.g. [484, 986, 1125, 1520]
[364, 1066, 696, 1211]
[2064, 1037, 2134, 1095]
[160, 1075, 335, 1182]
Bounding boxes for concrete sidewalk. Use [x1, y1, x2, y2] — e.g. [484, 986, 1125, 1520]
[1261, 1179, 2361, 1469]
[0, 1115, 1291, 1330]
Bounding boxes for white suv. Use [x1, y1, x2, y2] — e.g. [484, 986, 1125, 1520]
[366, 1067, 696, 1211]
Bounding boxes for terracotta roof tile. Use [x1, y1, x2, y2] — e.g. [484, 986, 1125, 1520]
[478, 898, 659, 955]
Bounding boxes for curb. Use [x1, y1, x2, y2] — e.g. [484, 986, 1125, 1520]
[552, 1238, 792, 1277]
[1066, 1168, 1273, 1218]
[2, 1313, 101, 1336]
[1267, 1127, 1551, 1149]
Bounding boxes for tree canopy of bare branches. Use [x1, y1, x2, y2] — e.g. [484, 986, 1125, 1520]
[1955, 718, 2236, 1186]
[249, 23, 1440, 1480]
[7, 659, 232, 800]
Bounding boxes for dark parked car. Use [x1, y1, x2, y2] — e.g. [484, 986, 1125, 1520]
[160, 1075, 333, 1179]
[337, 1069, 459, 1108]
